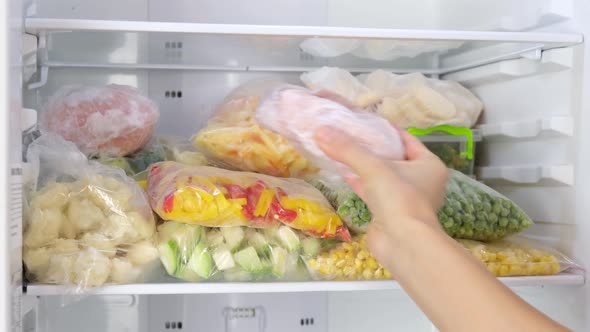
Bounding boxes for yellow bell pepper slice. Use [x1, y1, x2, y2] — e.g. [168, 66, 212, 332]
[254, 189, 275, 217]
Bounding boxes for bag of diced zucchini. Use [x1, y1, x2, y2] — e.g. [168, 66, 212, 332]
[440, 170, 534, 241]
[457, 237, 579, 277]
[157, 221, 325, 281]
[147, 161, 351, 241]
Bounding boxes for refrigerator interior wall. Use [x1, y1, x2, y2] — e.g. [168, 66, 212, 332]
[20, 0, 589, 331]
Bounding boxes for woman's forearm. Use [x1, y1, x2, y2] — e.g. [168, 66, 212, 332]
[382, 220, 568, 332]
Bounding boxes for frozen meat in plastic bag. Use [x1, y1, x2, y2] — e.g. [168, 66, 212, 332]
[147, 161, 351, 241]
[23, 134, 159, 292]
[256, 85, 405, 184]
[362, 70, 483, 128]
[193, 79, 317, 178]
[42, 84, 159, 157]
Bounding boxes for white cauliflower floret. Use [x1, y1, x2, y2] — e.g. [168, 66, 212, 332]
[29, 182, 70, 210]
[72, 247, 112, 288]
[51, 238, 79, 254]
[128, 211, 155, 240]
[100, 213, 137, 244]
[66, 198, 105, 233]
[84, 176, 133, 212]
[110, 258, 141, 283]
[80, 232, 117, 257]
[23, 247, 52, 277]
[24, 208, 63, 248]
[125, 240, 159, 266]
[45, 254, 76, 284]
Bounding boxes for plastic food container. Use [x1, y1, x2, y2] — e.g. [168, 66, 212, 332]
[408, 125, 481, 176]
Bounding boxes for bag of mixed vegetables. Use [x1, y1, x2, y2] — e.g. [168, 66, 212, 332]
[157, 221, 324, 281]
[146, 161, 351, 241]
[23, 134, 159, 292]
[310, 170, 533, 241]
[159, 136, 209, 166]
[458, 237, 578, 277]
[98, 140, 167, 176]
[193, 79, 318, 178]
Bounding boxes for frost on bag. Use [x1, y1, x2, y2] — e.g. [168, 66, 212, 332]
[439, 170, 534, 241]
[157, 221, 323, 282]
[193, 79, 317, 178]
[458, 237, 579, 277]
[147, 161, 351, 241]
[23, 134, 159, 291]
[362, 70, 483, 128]
[41, 84, 160, 158]
[255, 85, 405, 184]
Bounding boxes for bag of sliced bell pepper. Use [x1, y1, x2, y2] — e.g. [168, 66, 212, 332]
[147, 161, 351, 241]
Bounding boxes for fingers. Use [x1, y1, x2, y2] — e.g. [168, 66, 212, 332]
[398, 130, 436, 161]
[315, 126, 392, 182]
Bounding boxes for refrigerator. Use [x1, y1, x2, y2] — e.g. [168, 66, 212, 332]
[3, 0, 590, 331]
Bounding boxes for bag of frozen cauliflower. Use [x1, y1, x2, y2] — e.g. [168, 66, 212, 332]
[23, 134, 160, 293]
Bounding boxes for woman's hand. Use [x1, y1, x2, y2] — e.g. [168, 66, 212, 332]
[315, 126, 448, 262]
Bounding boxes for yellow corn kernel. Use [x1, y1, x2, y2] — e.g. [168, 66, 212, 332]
[362, 268, 373, 280]
[366, 257, 378, 270]
[383, 269, 392, 279]
[308, 259, 317, 268]
[374, 269, 384, 279]
[357, 250, 368, 260]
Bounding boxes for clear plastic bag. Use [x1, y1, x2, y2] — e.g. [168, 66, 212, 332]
[23, 134, 159, 292]
[193, 79, 317, 178]
[158, 136, 209, 166]
[309, 179, 371, 234]
[256, 85, 405, 184]
[458, 237, 579, 277]
[146, 161, 351, 241]
[351, 40, 464, 61]
[439, 170, 534, 241]
[157, 222, 324, 282]
[300, 67, 380, 108]
[306, 235, 392, 281]
[41, 84, 160, 157]
[362, 70, 483, 128]
[98, 140, 166, 176]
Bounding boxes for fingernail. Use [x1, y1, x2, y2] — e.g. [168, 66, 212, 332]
[315, 126, 336, 144]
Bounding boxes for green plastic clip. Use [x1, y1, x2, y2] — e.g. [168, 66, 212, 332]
[407, 125, 474, 160]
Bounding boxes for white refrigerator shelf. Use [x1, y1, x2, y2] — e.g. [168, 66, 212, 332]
[25, 272, 584, 296]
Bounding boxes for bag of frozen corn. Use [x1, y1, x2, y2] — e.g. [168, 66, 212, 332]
[458, 237, 578, 277]
[306, 235, 392, 281]
[146, 161, 351, 241]
[157, 221, 324, 282]
[193, 79, 318, 178]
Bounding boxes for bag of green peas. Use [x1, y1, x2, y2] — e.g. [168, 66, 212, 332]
[439, 170, 534, 241]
